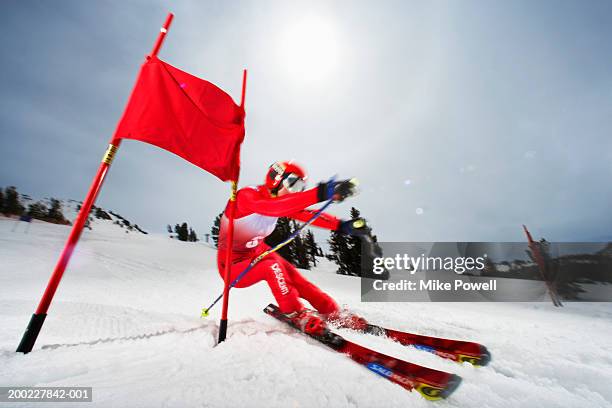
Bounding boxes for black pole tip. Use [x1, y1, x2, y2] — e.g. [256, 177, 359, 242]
[16, 313, 47, 354]
[218, 319, 228, 343]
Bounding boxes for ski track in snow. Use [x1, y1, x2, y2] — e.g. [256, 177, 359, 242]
[1, 216, 611, 407]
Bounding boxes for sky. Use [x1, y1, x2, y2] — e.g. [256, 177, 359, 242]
[1, 0, 611, 242]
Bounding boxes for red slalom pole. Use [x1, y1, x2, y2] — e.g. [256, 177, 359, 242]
[522, 225, 563, 307]
[218, 181, 238, 343]
[240, 69, 247, 108]
[150, 13, 174, 59]
[16, 13, 175, 354]
[218, 69, 247, 344]
[34, 142, 121, 317]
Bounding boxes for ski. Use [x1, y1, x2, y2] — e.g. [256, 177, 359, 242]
[264, 304, 462, 401]
[360, 323, 491, 367]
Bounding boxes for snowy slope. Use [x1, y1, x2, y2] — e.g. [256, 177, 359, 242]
[1, 217, 612, 408]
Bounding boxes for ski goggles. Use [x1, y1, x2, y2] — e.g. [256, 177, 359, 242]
[282, 173, 306, 193]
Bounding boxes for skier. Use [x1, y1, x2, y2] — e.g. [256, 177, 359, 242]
[217, 161, 373, 336]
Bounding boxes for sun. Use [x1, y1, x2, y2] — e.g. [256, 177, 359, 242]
[278, 16, 340, 82]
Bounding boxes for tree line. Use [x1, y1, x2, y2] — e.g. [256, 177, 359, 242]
[167, 223, 199, 242]
[2, 185, 379, 276]
[1, 186, 148, 233]
[0, 186, 70, 225]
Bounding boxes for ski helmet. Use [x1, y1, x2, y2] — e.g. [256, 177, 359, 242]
[265, 161, 307, 194]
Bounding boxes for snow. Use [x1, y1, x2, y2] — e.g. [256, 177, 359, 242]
[1, 216, 612, 407]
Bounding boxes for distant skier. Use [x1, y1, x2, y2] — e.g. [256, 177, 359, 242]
[217, 161, 372, 336]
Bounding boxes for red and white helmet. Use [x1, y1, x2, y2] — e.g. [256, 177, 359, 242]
[265, 161, 308, 194]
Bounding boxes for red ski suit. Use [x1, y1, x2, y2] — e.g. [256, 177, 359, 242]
[217, 185, 341, 314]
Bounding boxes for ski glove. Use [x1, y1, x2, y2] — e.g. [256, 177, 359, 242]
[338, 218, 371, 236]
[339, 219, 384, 261]
[317, 178, 359, 202]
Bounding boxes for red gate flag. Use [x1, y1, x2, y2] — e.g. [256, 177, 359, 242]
[113, 55, 245, 181]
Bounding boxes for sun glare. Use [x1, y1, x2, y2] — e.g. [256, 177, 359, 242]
[278, 16, 340, 82]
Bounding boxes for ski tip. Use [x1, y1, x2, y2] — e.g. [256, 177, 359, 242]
[416, 374, 462, 401]
[458, 345, 492, 367]
[441, 374, 462, 399]
[478, 346, 492, 366]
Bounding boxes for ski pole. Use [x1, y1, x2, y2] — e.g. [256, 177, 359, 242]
[201, 198, 334, 317]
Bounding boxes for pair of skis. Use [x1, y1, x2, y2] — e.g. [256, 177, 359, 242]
[264, 304, 490, 401]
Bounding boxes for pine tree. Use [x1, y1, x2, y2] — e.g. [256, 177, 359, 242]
[275, 217, 295, 264]
[47, 198, 68, 224]
[174, 222, 189, 241]
[328, 209, 358, 276]
[211, 212, 223, 247]
[265, 217, 294, 263]
[189, 228, 198, 242]
[4, 186, 24, 216]
[182, 223, 189, 241]
[27, 201, 48, 220]
[291, 220, 311, 269]
[0, 188, 5, 213]
[342, 236, 360, 276]
[328, 230, 351, 275]
[304, 230, 320, 267]
[173, 223, 187, 241]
